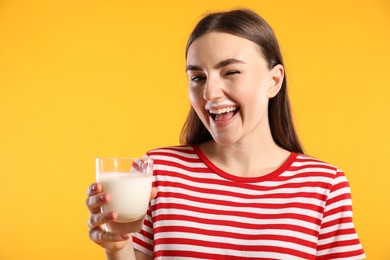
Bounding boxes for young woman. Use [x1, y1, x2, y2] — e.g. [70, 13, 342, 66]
[86, 9, 365, 260]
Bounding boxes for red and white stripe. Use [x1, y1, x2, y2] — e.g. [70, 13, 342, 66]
[132, 145, 365, 260]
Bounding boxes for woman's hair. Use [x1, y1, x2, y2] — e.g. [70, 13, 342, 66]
[180, 9, 304, 154]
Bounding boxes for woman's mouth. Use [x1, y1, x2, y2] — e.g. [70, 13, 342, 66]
[208, 106, 240, 121]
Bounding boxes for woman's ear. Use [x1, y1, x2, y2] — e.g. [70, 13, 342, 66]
[267, 64, 284, 98]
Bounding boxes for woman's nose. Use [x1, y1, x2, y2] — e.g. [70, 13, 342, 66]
[203, 76, 224, 101]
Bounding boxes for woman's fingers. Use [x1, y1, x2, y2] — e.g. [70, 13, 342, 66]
[88, 210, 130, 242]
[150, 187, 158, 201]
[87, 211, 117, 229]
[89, 227, 130, 242]
[86, 182, 102, 196]
[86, 183, 103, 214]
[86, 193, 110, 213]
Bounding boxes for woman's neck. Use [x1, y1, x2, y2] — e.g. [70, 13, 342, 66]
[199, 137, 291, 178]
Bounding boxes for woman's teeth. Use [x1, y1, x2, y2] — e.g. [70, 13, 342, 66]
[209, 107, 237, 115]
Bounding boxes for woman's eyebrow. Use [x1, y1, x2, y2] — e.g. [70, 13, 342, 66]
[186, 58, 246, 72]
[186, 65, 202, 72]
[214, 58, 246, 69]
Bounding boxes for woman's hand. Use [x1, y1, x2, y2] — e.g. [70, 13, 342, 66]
[86, 182, 130, 253]
[86, 182, 157, 254]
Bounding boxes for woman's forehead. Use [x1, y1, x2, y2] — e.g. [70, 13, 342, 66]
[186, 32, 263, 66]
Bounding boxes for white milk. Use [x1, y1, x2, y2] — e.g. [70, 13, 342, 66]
[99, 172, 152, 222]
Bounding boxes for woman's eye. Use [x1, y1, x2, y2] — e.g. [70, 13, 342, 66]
[191, 76, 206, 82]
[225, 70, 240, 76]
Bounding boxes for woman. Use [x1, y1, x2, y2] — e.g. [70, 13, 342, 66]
[86, 9, 365, 260]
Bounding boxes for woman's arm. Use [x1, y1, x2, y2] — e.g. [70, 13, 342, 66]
[105, 241, 135, 260]
[135, 249, 153, 260]
[105, 241, 153, 260]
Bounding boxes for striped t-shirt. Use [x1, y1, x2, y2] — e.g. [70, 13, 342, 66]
[132, 145, 365, 260]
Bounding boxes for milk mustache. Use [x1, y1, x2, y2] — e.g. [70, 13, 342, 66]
[99, 172, 152, 222]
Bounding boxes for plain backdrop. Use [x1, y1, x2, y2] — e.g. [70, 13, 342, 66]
[0, 0, 389, 259]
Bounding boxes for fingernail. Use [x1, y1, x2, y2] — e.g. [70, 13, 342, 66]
[91, 184, 97, 191]
[99, 195, 107, 202]
[106, 212, 115, 220]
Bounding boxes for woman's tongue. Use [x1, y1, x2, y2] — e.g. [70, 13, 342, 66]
[214, 111, 235, 121]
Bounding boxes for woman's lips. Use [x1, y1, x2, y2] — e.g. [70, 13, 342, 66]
[208, 106, 240, 122]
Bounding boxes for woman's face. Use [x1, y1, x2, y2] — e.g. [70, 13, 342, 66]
[186, 32, 284, 145]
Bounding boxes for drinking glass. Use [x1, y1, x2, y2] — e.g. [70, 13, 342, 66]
[96, 157, 153, 223]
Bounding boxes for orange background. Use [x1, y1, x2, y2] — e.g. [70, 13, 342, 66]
[0, 1, 389, 259]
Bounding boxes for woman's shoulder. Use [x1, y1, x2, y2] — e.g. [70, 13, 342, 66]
[146, 145, 204, 171]
[291, 153, 351, 189]
[293, 152, 342, 175]
[146, 145, 197, 157]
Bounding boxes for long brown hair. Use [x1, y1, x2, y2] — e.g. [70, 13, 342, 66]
[180, 9, 304, 154]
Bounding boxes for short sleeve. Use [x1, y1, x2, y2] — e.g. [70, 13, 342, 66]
[316, 170, 365, 259]
[131, 207, 154, 256]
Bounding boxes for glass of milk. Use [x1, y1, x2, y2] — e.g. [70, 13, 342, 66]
[96, 157, 153, 223]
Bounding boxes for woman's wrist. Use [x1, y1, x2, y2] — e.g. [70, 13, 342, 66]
[105, 240, 136, 260]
